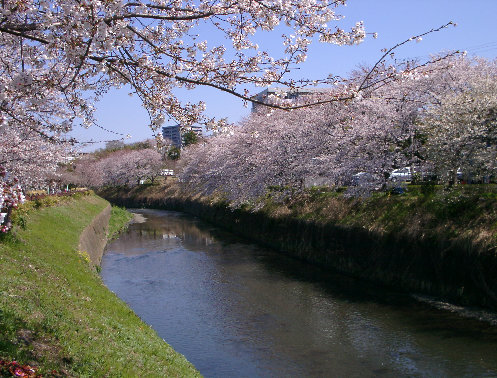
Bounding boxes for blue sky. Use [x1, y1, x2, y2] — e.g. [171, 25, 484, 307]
[72, 0, 497, 151]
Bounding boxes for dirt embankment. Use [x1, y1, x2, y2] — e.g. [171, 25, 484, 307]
[78, 204, 111, 266]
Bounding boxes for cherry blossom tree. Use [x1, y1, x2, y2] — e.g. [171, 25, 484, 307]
[0, 126, 74, 188]
[418, 58, 497, 183]
[0, 0, 373, 140]
[123, 148, 164, 184]
[179, 56, 497, 205]
[0, 0, 459, 229]
[0, 0, 372, 229]
[68, 155, 105, 188]
[179, 77, 397, 203]
[69, 147, 163, 188]
[179, 88, 411, 204]
[0, 166, 24, 232]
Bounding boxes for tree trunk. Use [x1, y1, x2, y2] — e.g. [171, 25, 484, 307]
[3, 206, 13, 230]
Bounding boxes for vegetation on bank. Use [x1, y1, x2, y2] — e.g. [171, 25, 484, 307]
[100, 181, 497, 251]
[269, 184, 497, 245]
[0, 193, 200, 377]
[107, 206, 133, 240]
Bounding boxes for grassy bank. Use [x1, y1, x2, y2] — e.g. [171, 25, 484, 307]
[107, 205, 134, 240]
[98, 182, 497, 310]
[0, 193, 200, 377]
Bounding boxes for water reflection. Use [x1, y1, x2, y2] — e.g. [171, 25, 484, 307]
[105, 210, 216, 256]
[102, 209, 497, 378]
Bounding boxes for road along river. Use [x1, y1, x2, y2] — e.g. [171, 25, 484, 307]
[101, 209, 497, 377]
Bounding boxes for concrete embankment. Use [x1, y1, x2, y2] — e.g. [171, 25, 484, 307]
[79, 203, 111, 266]
[98, 185, 497, 311]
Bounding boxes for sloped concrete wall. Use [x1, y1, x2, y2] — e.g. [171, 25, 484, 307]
[78, 204, 111, 266]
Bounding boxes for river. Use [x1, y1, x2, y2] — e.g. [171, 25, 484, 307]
[101, 209, 497, 377]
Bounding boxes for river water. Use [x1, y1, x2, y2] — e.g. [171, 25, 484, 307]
[101, 209, 497, 377]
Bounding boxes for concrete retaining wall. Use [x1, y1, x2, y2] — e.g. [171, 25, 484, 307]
[78, 204, 111, 266]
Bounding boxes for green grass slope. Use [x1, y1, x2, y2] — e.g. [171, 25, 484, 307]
[0, 194, 200, 377]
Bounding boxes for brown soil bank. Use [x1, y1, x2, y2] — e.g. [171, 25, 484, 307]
[98, 183, 497, 311]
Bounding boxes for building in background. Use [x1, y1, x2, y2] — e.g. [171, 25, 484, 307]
[162, 125, 182, 148]
[162, 125, 203, 148]
[187, 125, 203, 137]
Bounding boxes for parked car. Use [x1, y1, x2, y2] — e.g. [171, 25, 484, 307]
[389, 167, 413, 182]
[161, 169, 175, 176]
